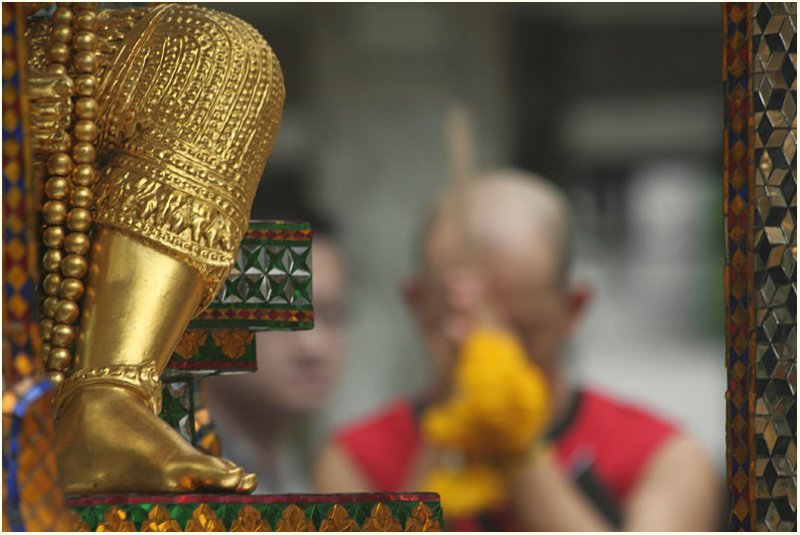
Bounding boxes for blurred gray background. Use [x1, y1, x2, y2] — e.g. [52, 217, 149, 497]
[207, 2, 726, 469]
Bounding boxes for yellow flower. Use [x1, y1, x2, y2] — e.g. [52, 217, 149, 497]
[422, 328, 551, 458]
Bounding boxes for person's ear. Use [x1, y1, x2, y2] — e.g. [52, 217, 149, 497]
[566, 281, 592, 335]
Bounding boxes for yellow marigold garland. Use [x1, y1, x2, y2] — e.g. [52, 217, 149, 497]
[421, 327, 551, 517]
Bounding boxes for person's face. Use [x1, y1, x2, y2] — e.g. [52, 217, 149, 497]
[251, 238, 348, 415]
[406, 217, 586, 393]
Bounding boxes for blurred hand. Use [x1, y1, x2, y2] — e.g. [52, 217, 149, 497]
[422, 266, 551, 460]
[440, 267, 503, 345]
[419, 287, 552, 518]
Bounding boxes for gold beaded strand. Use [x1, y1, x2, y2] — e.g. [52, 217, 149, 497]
[41, 3, 76, 384]
[42, 3, 100, 385]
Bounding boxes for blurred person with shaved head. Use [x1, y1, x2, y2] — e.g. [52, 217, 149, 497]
[315, 169, 723, 530]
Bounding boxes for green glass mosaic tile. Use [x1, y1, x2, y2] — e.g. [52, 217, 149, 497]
[68, 493, 443, 531]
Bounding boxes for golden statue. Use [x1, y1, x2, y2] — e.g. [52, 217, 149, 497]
[25, 2, 284, 494]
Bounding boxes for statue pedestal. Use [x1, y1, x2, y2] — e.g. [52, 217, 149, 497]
[68, 493, 443, 531]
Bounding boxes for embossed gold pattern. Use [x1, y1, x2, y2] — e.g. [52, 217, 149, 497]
[174, 330, 209, 360]
[320, 504, 359, 532]
[362, 503, 403, 532]
[69, 498, 443, 531]
[73, 513, 90, 532]
[211, 330, 254, 360]
[140, 505, 181, 532]
[90, 4, 285, 309]
[96, 507, 136, 532]
[404, 503, 442, 532]
[184, 503, 225, 532]
[230, 504, 271, 532]
[57, 360, 162, 415]
[25, 2, 285, 495]
[274, 504, 314, 532]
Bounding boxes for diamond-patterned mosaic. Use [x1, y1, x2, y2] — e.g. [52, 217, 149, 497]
[751, 2, 797, 531]
[0, 6, 68, 531]
[159, 378, 222, 454]
[724, 3, 757, 529]
[2, 1, 41, 386]
[2, 379, 76, 531]
[160, 379, 196, 444]
[68, 494, 443, 532]
[190, 221, 314, 331]
[166, 221, 315, 375]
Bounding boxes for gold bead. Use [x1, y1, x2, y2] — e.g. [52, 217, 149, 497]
[42, 249, 64, 272]
[44, 177, 69, 200]
[72, 142, 96, 164]
[50, 25, 73, 44]
[54, 299, 80, 324]
[61, 254, 88, 279]
[51, 324, 76, 347]
[52, 7, 73, 26]
[64, 232, 91, 255]
[48, 347, 72, 371]
[43, 226, 65, 248]
[42, 343, 52, 359]
[43, 200, 67, 225]
[47, 370, 65, 387]
[73, 119, 98, 141]
[46, 152, 73, 176]
[74, 74, 97, 97]
[74, 10, 97, 31]
[73, 31, 97, 52]
[70, 186, 93, 208]
[73, 51, 98, 74]
[48, 43, 70, 64]
[74, 97, 97, 120]
[59, 278, 85, 301]
[72, 163, 95, 186]
[43, 296, 59, 318]
[41, 318, 54, 341]
[46, 64, 68, 75]
[43, 273, 62, 296]
[67, 208, 92, 232]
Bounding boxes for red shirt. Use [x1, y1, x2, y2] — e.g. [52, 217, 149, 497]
[334, 388, 677, 529]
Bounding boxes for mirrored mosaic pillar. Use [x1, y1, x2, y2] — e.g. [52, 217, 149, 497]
[724, 3, 796, 531]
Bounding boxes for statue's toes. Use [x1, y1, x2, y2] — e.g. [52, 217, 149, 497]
[164, 454, 241, 492]
[211, 456, 258, 491]
[235, 472, 258, 493]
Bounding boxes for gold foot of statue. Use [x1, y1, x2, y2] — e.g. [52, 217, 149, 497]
[55, 363, 256, 495]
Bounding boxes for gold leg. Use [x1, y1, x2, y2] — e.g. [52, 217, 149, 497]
[75, 226, 204, 372]
[55, 226, 257, 495]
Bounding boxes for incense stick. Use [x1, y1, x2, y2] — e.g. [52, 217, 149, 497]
[445, 103, 476, 263]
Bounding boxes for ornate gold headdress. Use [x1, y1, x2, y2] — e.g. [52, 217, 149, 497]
[25, 2, 285, 494]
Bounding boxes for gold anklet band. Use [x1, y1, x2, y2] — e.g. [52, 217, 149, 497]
[56, 361, 162, 415]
